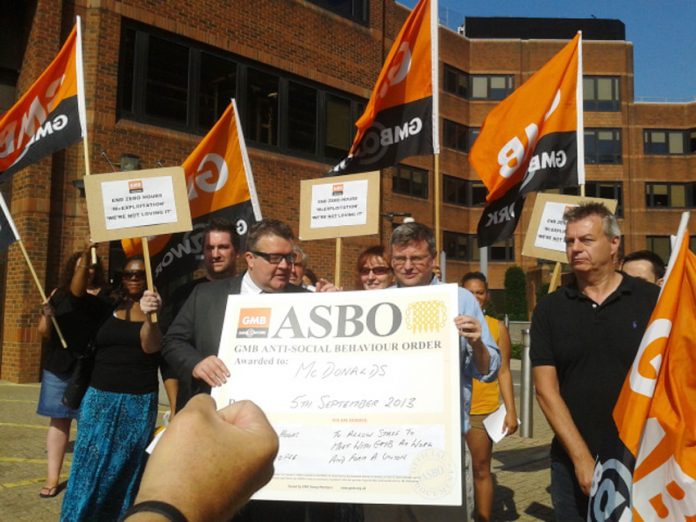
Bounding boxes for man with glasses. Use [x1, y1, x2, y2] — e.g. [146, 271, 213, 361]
[163, 218, 325, 522]
[163, 219, 307, 407]
[365, 222, 500, 522]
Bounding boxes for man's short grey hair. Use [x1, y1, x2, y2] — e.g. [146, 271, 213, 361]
[563, 202, 621, 239]
[293, 244, 308, 266]
[390, 222, 436, 257]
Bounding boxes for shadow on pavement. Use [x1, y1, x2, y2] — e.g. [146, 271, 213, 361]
[491, 474, 520, 521]
[524, 501, 554, 521]
[493, 444, 551, 472]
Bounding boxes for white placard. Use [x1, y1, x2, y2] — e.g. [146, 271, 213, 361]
[100, 176, 178, 230]
[212, 285, 463, 506]
[533, 201, 577, 252]
[482, 404, 520, 444]
[310, 179, 369, 229]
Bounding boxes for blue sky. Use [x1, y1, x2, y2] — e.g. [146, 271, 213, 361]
[399, 0, 696, 101]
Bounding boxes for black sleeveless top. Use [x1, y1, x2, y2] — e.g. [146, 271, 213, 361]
[89, 314, 160, 394]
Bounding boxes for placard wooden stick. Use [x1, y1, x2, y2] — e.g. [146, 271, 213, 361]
[17, 239, 68, 348]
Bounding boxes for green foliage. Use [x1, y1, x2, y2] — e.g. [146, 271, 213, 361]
[504, 265, 528, 321]
[510, 343, 523, 360]
[484, 299, 499, 320]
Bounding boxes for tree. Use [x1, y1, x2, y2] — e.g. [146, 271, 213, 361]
[504, 265, 528, 320]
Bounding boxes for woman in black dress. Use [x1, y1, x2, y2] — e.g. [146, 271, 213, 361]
[36, 250, 105, 498]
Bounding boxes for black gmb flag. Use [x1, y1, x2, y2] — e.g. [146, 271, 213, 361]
[329, 0, 439, 175]
[0, 18, 87, 178]
[469, 33, 584, 246]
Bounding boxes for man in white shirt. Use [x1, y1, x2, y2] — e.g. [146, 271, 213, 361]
[162, 219, 307, 403]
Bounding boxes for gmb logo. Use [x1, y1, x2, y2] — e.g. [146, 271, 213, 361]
[588, 458, 633, 522]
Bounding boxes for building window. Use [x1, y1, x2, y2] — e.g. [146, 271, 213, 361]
[643, 129, 691, 155]
[443, 232, 514, 261]
[287, 82, 317, 153]
[583, 76, 620, 111]
[444, 231, 475, 261]
[561, 181, 624, 217]
[490, 238, 515, 261]
[324, 95, 353, 159]
[443, 67, 513, 101]
[584, 128, 621, 164]
[444, 65, 468, 98]
[647, 236, 672, 264]
[246, 68, 279, 146]
[443, 175, 486, 207]
[307, 0, 368, 24]
[393, 164, 428, 199]
[443, 120, 479, 153]
[198, 53, 237, 129]
[645, 183, 696, 208]
[470, 75, 514, 100]
[118, 20, 364, 163]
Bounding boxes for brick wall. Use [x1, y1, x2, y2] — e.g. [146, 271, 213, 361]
[2, 1, 694, 380]
[1, 0, 64, 382]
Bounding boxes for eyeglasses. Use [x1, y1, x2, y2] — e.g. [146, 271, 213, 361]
[251, 251, 296, 265]
[391, 255, 431, 267]
[359, 266, 391, 276]
[122, 270, 146, 280]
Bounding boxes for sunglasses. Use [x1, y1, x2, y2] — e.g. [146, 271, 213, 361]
[251, 251, 297, 265]
[122, 270, 146, 280]
[359, 266, 391, 276]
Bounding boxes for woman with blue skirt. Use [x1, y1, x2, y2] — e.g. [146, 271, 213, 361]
[37, 251, 106, 498]
[60, 253, 163, 522]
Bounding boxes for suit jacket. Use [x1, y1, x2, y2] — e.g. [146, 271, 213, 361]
[162, 274, 308, 400]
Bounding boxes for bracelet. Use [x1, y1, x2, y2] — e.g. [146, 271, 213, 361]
[122, 500, 187, 522]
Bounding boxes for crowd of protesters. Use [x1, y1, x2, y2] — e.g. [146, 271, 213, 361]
[33, 202, 664, 521]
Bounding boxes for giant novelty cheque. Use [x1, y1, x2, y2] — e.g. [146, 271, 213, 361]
[212, 284, 463, 505]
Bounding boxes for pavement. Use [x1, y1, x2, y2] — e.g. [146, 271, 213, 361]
[0, 360, 555, 521]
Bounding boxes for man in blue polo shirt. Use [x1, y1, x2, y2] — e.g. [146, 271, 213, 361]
[364, 222, 500, 522]
[531, 203, 659, 521]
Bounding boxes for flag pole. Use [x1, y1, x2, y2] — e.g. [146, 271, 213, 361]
[141, 237, 158, 323]
[434, 153, 441, 256]
[76, 16, 90, 178]
[75, 17, 98, 267]
[549, 35, 585, 294]
[548, 184, 586, 293]
[662, 211, 691, 290]
[16, 240, 68, 348]
[335, 237, 342, 288]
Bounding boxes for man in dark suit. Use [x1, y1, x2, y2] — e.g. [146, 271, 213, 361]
[159, 217, 240, 414]
[159, 217, 240, 333]
[163, 218, 318, 522]
[162, 218, 307, 404]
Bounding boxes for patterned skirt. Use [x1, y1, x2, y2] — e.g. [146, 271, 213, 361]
[60, 387, 157, 522]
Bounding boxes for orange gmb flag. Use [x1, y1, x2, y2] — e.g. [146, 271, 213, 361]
[122, 100, 261, 283]
[0, 18, 87, 177]
[469, 33, 583, 246]
[588, 223, 696, 521]
[329, 0, 438, 175]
